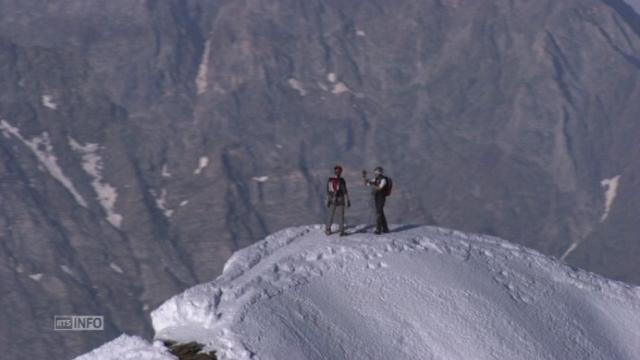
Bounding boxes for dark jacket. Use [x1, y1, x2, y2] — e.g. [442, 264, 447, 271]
[327, 177, 348, 206]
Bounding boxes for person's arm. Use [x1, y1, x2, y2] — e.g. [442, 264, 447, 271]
[368, 177, 386, 191]
[343, 179, 351, 207]
[376, 177, 387, 191]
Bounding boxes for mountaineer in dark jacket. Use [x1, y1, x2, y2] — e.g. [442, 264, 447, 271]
[365, 166, 390, 234]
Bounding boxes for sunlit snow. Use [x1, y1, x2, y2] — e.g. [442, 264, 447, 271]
[0, 120, 87, 207]
[78, 225, 640, 360]
[332, 82, 350, 94]
[69, 137, 123, 228]
[600, 175, 621, 222]
[288, 78, 307, 96]
[42, 95, 58, 110]
[61, 265, 74, 275]
[196, 39, 212, 95]
[110, 262, 124, 274]
[150, 188, 174, 218]
[251, 176, 269, 182]
[76, 335, 175, 360]
[69, 137, 122, 228]
[193, 156, 209, 175]
[29, 273, 43, 281]
[560, 241, 579, 261]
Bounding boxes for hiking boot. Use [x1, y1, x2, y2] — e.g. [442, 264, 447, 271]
[374, 230, 382, 235]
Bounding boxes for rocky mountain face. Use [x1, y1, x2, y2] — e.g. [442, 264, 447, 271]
[0, 0, 639, 358]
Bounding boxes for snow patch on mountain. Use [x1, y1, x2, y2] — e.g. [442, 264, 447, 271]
[288, 78, 307, 96]
[194, 156, 209, 175]
[252, 176, 269, 182]
[0, 119, 88, 207]
[61, 265, 74, 275]
[150, 188, 174, 218]
[560, 241, 580, 261]
[196, 39, 212, 95]
[600, 175, 621, 222]
[42, 95, 58, 110]
[79, 225, 640, 360]
[161, 164, 172, 178]
[322, 74, 351, 94]
[110, 262, 124, 274]
[28, 273, 43, 281]
[332, 82, 350, 94]
[69, 137, 123, 228]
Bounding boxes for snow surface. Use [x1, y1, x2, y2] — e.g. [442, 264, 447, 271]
[75, 335, 176, 360]
[80, 225, 640, 360]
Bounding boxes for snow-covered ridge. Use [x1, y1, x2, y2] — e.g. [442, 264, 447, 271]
[78, 225, 640, 360]
[76, 334, 175, 360]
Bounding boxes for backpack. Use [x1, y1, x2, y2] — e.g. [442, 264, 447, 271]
[382, 176, 393, 196]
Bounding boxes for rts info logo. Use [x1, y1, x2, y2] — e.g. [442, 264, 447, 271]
[54, 316, 104, 331]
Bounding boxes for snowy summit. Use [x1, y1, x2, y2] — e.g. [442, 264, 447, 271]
[78, 225, 640, 360]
